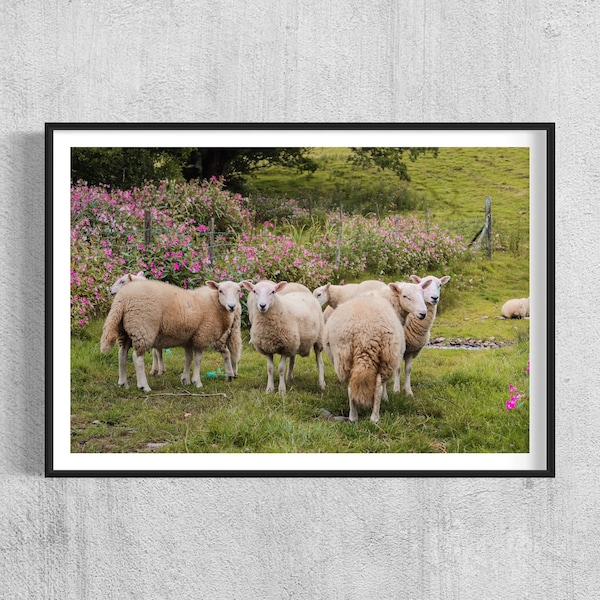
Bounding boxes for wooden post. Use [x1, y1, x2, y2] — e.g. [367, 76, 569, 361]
[208, 217, 215, 264]
[335, 203, 343, 270]
[485, 196, 493, 259]
[144, 209, 152, 247]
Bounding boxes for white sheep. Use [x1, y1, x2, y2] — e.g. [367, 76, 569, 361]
[394, 274, 451, 397]
[501, 297, 530, 319]
[241, 280, 326, 394]
[312, 279, 388, 308]
[109, 271, 146, 295]
[324, 281, 429, 423]
[247, 281, 312, 327]
[109, 271, 166, 376]
[101, 279, 242, 392]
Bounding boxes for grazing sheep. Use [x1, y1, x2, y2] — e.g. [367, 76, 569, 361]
[312, 279, 388, 308]
[394, 274, 451, 397]
[241, 280, 326, 394]
[109, 271, 166, 376]
[501, 297, 530, 319]
[324, 281, 429, 423]
[101, 279, 242, 392]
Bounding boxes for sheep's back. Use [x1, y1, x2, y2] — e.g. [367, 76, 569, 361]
[325, 294, 402, 383]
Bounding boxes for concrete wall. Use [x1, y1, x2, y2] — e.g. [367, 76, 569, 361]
[1, 1, 595, 597]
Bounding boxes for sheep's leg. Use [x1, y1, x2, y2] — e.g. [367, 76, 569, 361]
[132, 350, 151, 392]
[393, 359, 402, 393]
[286, 355, 295, 385]
[265, 355, 275, 393]
[370, 376, 382, 423]
[278, 355, 288, 394]
[181, 348, 193, 385]
[220, 347, 234, 382]
[348, 385, 358, 423]
[403, 354, 415, 398]
[191, 351, 203, 388]
[150, 348, 165, 376]
[118, 340, 131, 389]
[381, 380, 388, 401]
[314, 346, 326, 391]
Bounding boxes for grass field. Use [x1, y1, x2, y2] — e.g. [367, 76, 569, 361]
[69, 146, 531, 456]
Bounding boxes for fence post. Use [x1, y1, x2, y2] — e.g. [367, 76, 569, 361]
[144, 209, 152, 247]
[485, 196, 493, 259]
[335, 203, 343, 270]
[208, 217, 215, 264]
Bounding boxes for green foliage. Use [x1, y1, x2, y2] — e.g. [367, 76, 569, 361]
[348, 147, 438, 181]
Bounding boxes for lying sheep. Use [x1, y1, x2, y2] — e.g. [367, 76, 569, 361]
[101, 279, 241, 392]
[501, 297, 530, 319]
[394, 274, 451, 397]
[109, 271, 166, 376]
[324, 281, 429, 423]
[312, 280, 388, 308]
[241, 280, 326, 394]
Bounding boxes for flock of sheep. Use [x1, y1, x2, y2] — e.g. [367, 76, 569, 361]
[100, 271, 527, 423]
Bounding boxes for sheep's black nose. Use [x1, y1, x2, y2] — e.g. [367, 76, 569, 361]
[418, 312, 426, 320]
[227, 304, 236, 312]
[259, 303, 267, 311]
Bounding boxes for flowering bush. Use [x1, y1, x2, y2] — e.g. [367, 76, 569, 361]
[70, 180, 468, 332]
[506, 361, 530, 410]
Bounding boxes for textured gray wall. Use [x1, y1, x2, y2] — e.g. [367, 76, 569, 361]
[0, 1, 594, 597]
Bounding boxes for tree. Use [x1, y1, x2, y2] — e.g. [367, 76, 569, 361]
[348, 147, 438, 181]
[71, 147, 436, 190]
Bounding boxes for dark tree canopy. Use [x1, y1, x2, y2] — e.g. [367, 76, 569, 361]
[348, 147, 438, 181]
[71, 146, 436, 190]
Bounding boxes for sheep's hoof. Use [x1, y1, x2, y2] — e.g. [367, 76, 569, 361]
[225, 375, 234, 382]
[180, 375, 191, 385]
[118, 382, 129, 390]
[139, 385, 151, 392]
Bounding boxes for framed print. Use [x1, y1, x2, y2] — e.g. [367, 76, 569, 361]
[46, 123, 554, 477]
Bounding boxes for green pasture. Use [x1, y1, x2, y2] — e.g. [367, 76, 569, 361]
[70, 145, 532, 455]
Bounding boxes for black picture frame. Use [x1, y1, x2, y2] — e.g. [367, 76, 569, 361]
[46, 122, 555, 477]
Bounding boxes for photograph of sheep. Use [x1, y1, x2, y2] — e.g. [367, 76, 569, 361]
[47, 124, 553, 476]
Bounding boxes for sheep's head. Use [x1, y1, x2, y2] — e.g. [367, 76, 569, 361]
[109, 271, 146, 295]
[388, 281, 430, 320]
[241, 280, 287, 313]
[410, 274, 451, 305]
[312, 283, 331, 307]
[207, 280, 242, 313]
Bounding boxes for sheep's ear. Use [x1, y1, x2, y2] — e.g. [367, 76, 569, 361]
[421, 279, 433, 290]
[388, 282, 401, 295]
[274, 281, 288, 293]
[206, 281, 219, 291]
[409, 275, 421, 283]
[440, 276, 451, 285]
[240, 280, 254, 291]
[325, 282, 331, 290]
[136, 271, 144, 277]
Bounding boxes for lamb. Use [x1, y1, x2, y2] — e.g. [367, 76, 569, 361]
[501, 297, 530, 319]
[312, 279, 388, 308]
[394, 274, 451, 397]
[109, 271, 166, 376]
[241, 280, 326, 394]
[100, 279, 242, 392]
[324, 281, 429, 423]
